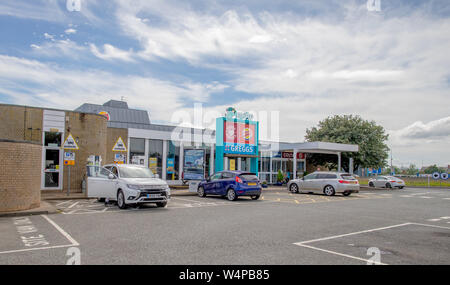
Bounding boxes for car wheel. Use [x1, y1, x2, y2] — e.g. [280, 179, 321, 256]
[386, 183, 392, 189]
[251, 195, 260, 200]
[289, 183, 299, 193]
[399, 186, 404, 189]
[324, 185, 336, 196]
[198, 186, 206, 197]
[369, 182, 375, 187]
[227, 189, 237, 201]
[117, 190, 127, 209]
[156, 202, 167, 208]
[343, 192, 351, 197]
[97, 198, 105, 202]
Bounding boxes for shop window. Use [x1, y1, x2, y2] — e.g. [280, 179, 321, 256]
[167, 141, 180, 180]
[130, 138, 145, 165]
[148, 139, 163, 177]
[44, 132, 62, 147]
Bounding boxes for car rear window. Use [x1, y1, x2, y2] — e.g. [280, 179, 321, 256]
[340, 174, 357, 180]
[239, 173, 259, 181]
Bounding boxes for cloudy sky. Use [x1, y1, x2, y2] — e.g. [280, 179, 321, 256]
[0, 0, 449, 168]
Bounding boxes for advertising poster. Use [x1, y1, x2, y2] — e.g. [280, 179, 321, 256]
[149, 157, 158, 174]
[183, 149, 205, 180]
[229, 159, 236, 171]
[114, 153, 126, 164]
[223, 121, 257, 155]
[167, 158, 175, 174]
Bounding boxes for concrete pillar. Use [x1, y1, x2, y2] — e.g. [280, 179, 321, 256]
[269, 151, 273, 184]
[224, 157, 229, 170]
[349, 157, 354, 175]
[127, 137, 130, 164]
[293, 149, 297, 179]
[338, 152, 342, 172]
[144, 139, 149, 168]
[210, 144, 215, 176]
[237, 157, 242, 171]
[162, 140, 167, 180]
[179, 142, 184, 180]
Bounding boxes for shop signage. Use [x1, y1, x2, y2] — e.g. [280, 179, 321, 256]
[229, 159, 236, 171]
[183, 149, 205, 180]
[112, 137, 127, 152]
[167, 158, 175, 174]
[64, 152, 75, 166]
[223, 121, 257, 156]
[281, 152, 305, 159]
[149, 157, 158, 173]
[98, 111, 110, 121]
[114, 154, 126, 164]
[63, 133, 79, 150]
[225, 107, 254, 121]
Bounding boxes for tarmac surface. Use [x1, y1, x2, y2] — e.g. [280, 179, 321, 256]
[0, 187, 449, 265]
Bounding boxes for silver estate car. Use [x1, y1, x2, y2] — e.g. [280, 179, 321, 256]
[287, 171, 360, 196]
[368, 176, 405, 189]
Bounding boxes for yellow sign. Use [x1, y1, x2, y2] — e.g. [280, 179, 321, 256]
[62, 133, 79, 150]
[149, 157, 157, 174]
[112, 137, 127, 152]
[229, 159, 236, 171]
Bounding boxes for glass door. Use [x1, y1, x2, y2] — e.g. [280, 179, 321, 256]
[42, 132, 63, 189]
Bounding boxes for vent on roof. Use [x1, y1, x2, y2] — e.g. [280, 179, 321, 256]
[103, 100, 128, 109]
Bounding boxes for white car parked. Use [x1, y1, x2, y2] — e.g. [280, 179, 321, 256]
[287, 172, 360, 196]
[368, 176, 405, 189]
[87, 164, 171, 209]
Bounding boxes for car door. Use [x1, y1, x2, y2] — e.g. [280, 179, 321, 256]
[205, 173, 221, 194]
[301, 174, 317, 191]
[375, 177, 386, 188]
[87, 166, 116, 199]
[312, 173, 327, 192]
[219, 172, 234, 195]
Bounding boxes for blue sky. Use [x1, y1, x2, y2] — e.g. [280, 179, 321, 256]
[0, 0, 449, 168]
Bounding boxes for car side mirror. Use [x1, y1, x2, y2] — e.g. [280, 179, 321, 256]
[108, 173, 116, 180]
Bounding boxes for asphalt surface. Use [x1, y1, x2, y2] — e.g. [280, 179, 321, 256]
[0, 187, 449, 265]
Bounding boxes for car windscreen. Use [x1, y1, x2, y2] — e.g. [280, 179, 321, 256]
[239, 173, 259, 181]
[340, 174, 357, 180]
[119, 167, 155, 178]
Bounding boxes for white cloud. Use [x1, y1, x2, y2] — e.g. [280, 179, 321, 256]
[65, 28, 77, 35]
[44, 33, 54, 40]
[389, 117, 450, 146]
[89, 44, 134, 62]
[0, 55, 226, 122]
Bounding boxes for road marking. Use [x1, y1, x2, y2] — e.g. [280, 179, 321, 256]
[67, 201, 80, 209]
[427, 218, 441, 222]
[0, 215, 79, 255]
[55, 200, 73, 207]
[297, 243, 387, 265]
[294, 223, 411, 245]
[295, 200, 300, 204]
[411, 222, 450, 230]
[418, 196, 432, 199]
[41, 215, 79, 246]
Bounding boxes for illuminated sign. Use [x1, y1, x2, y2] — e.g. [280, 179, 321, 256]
[98, 111, 110, 121]
[225, 107, 254, 121]
[223, 121, 257, 155]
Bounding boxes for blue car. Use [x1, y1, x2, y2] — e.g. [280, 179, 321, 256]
[198, 171, 262, 201]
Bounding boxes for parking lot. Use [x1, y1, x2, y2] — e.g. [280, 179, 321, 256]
[0, 187, 449, 265]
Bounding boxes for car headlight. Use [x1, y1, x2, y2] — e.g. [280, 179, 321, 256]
[127, 184, 141, 190]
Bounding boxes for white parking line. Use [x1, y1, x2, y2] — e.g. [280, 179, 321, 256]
[67, 202, 80, 209]
[298, 243, 387, 265]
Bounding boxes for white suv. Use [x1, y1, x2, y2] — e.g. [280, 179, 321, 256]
[87, 164, 171, 209]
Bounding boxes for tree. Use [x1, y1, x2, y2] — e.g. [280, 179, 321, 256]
[406, 164, 419, 176]
[305, 115, 389, 172]
[423, 164, 445, 174]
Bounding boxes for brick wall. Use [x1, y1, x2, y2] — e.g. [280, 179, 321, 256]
[61, 112, 108, 193]
[0, 105, 43, 144]
[0, 140, 42, 212]
[105, 127, 128, 165]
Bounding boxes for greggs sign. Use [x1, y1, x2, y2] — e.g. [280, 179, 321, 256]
[222, 108, 258, 156]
